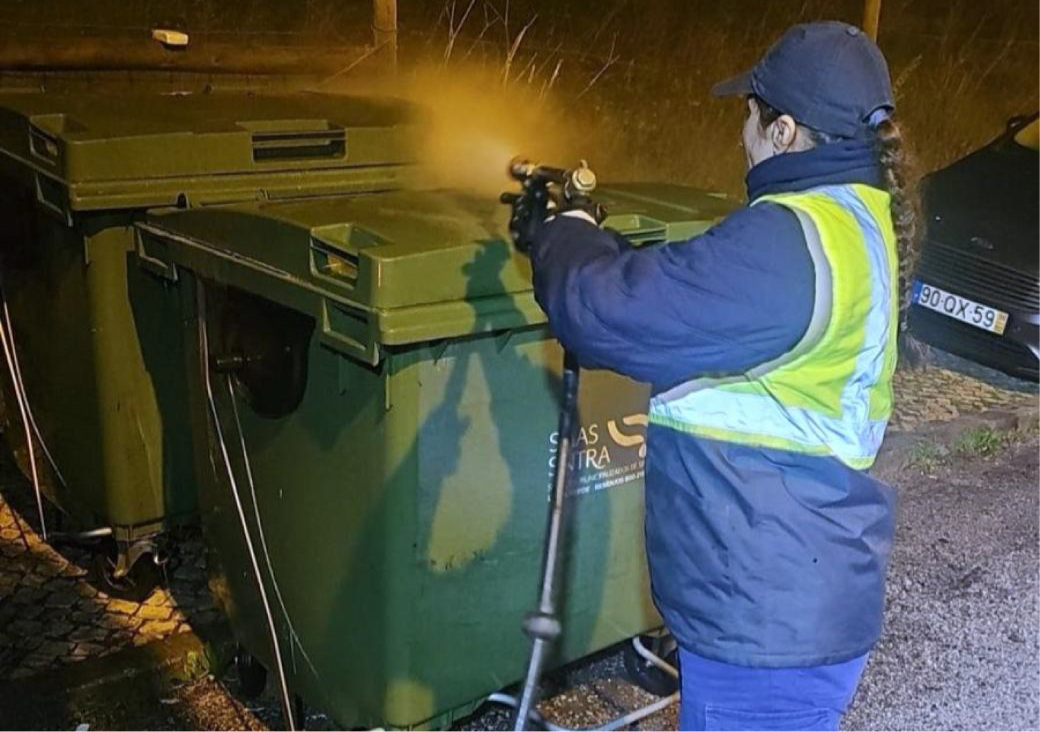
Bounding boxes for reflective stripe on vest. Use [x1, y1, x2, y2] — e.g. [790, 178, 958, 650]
[649, 184, 898, 470]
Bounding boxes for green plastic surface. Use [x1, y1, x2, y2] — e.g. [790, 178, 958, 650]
[141, 184, 735, 728]
[0, 91, 421, 211]
[138, 184, 734, 363]
[0, 84, 738, 727]
[0, 90, 422, 538]
[0, 201, 197, 538]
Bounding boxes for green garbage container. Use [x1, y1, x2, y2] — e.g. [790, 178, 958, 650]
[136, 184, 734, 728]
[0, 91, 419, 583]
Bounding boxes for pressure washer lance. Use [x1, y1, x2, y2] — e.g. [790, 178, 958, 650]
[500, 158, 598, 731]
[500, 159, 601, 255]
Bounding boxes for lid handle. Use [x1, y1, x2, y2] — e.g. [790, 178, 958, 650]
[248, 125, 346, 162]
[310, 224, 385, 288]
[607, 214, 668, 247]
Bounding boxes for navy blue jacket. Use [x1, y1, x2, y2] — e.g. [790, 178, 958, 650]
[530, 141, 897, 667]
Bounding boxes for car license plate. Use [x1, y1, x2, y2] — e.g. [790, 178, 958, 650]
[913, 280, 1008, 335]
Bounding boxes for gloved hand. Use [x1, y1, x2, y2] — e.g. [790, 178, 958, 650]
[501, 181, 553, 254]
[550, 191, 608, 227]
[500, 159, 608, 252]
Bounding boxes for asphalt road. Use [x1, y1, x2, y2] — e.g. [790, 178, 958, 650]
[3, 433, 1037, 731]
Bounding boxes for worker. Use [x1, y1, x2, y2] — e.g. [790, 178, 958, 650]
[518, 21, 916, 732]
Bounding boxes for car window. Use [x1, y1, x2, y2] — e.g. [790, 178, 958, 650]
[1013, 118, 1039, 151]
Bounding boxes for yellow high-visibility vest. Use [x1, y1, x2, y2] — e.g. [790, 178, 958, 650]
[649, 184, 899, 470]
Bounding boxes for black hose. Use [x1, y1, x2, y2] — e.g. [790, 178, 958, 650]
[512, 351, 581, 731]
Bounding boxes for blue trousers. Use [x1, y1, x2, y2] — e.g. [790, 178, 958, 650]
[678, 648, 869, 731]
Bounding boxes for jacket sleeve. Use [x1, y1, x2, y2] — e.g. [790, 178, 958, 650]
[528, 203, 816, 389]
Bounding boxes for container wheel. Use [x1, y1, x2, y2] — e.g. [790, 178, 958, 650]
[93, 541, 163, 603]
[235, 646, 268, 699]
[621, 634, 680, 697]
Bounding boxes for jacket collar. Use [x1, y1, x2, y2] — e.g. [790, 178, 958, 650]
[746, 139, 884, 202]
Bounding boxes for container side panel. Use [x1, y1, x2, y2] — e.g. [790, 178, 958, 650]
[128, 261, 199, 522]
[84, 226, 168, 531]
[407, 328, 660, 728]
[0, 198, 105, 521]
[189, 276, 414, 725]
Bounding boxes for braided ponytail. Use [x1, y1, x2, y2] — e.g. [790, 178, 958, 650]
[752, 96, 928, 366]
[870, 117, 928, 367]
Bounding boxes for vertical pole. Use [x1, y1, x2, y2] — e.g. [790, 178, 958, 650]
[863, 0, 882, 41]
[373, 0, 398, 71]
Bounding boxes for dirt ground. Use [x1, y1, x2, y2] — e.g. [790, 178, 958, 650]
[3, 429, 1035, 731]
[843, 436, 1040, 731]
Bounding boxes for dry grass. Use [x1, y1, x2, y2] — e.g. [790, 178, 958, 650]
[1, 0, 1035, 198]
[398, 0, 1038, 197]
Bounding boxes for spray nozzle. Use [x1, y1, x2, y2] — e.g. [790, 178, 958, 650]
[501, 157, 606, 253]
[506, 157, 598, 197]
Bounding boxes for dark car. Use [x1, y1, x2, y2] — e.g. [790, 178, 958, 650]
[908, 113, 1039, 381]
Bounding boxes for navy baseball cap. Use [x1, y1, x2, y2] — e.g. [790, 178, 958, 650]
[713, 21, 894, 139]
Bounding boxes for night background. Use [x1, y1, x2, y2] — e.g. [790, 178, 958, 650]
[0, 0, 1036, 195]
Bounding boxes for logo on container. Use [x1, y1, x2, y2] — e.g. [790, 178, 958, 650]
[547, 412, 648, 497]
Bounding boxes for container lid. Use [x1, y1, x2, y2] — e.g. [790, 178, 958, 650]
[0, 91, 420, 211]
[137, 183, 735, 364]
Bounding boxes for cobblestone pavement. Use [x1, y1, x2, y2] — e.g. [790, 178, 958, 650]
[889, 351, 1036, 430]
[0, 483, 215, 681]
[0, 349, 1035, 689]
